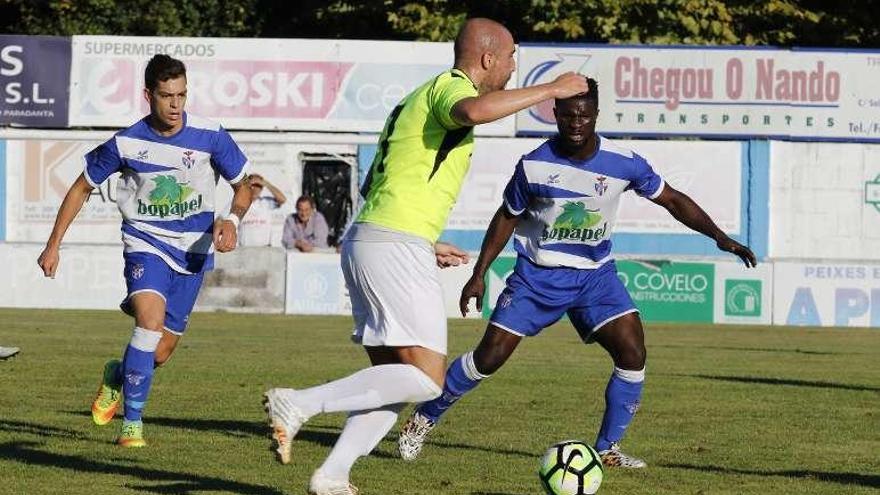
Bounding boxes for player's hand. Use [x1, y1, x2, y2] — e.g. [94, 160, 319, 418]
[549, 72, 590, 99]
[434, 242, 469, 268]
[459, 273, 486, 317]
[717, 236, 757, 268]
[213, 218, 238, 253]
[37, 246, 60, 278]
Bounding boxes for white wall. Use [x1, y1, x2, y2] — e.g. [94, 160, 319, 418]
[0, 243, 125, 309]
[770, 141, 880, 260]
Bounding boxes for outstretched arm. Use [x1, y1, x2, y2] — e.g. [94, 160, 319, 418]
[37, 173, 94, 278]
[459, 205, 520, 315]
[652, 185, 757, 267]
[451, 72, 588, 126]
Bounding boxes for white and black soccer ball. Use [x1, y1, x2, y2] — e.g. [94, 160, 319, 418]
[538, 440, 604, 495]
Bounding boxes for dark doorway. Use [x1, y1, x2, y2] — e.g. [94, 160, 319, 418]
[301, 153, 354, 247]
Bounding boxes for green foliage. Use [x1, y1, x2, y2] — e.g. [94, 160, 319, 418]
[1, 0, 259, 37]
[387, 1, 467, 41]
[0, 0, 876, 47]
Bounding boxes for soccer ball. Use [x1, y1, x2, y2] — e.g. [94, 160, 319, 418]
[538, 440, 604, 495]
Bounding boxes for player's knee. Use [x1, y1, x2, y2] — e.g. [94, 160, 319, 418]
[409, 365, 442, 401]
[473, 347, 507, 375]
[615, 342, 646, 370]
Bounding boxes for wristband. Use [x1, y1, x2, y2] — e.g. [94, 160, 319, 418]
[224, 213, 241, 229]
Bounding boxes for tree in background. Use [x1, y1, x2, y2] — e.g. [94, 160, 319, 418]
[0, 0, 258, 37]
[1, 0, 877, 48]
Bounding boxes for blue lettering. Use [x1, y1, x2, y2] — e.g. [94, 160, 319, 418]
[834, 288, 869, 326]
[786, 287, 821, 326]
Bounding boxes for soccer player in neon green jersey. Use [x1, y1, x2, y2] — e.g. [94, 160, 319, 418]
[263, 17, 589, 495]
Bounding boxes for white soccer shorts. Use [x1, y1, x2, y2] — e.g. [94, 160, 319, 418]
[341, 238, 447, 355]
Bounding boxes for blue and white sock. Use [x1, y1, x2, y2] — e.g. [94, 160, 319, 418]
[595, 366, 645, 452]
[418, 351, 489, 423]
[121, 327, 162, 422]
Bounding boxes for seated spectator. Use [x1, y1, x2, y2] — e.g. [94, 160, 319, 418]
[283, 195, 329, 252]
[238, 174, 287, 247]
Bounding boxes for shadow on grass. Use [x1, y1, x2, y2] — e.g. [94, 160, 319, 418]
[683, 374, 880, 392]
[0, 419, 86, 439]
[664, 463, 880, 489]
[0, 441, 285, 495]
[61, 411, 531, 460]
[63, 410, 269, 439]
[61, 410, 396, 459]
[421, 438, 533, 459]
[652, 344, 840, 356]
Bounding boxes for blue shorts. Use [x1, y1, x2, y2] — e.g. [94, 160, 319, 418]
[490, 257, 638, 343]
[120, 252, 205, 334]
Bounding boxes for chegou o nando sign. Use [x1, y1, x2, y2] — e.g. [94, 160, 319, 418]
[517, 45, 879, 141]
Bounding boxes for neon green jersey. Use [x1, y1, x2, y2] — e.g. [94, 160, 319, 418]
[357, 69, 479, 242]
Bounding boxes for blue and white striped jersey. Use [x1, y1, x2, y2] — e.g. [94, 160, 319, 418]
[84, 113, 248, 274]
[504, 136, 664, 270]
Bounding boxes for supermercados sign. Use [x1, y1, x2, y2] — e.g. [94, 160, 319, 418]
[517, 45, 880, 141]
[68, 36, 514, 136]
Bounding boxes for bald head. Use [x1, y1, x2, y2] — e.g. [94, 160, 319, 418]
[454, 18, 512, 66]
[453, 18, 516, 93]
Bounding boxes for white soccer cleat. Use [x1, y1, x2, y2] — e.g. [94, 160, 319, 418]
[262, 388, 307, 465]
[598, 442, 647, 468]
[309, 470, 359, 495]
[397, 409, 435, 461]
[0, 346, 20, 360]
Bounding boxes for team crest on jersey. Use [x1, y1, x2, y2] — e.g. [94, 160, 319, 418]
[594, 176, 608, 196]
[182, 150, 196, 169]
[131, 263, 144, 280]
[546, 173, 560, 185]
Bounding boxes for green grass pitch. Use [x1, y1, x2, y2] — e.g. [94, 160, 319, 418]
[0, 308, 877, 494]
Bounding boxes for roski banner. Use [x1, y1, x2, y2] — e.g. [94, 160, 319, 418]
[517, 45, 880, 141]
[68, 36, 514, 136]
[1, 35, 71, 127]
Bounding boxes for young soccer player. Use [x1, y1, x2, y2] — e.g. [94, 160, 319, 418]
[398, 77, 757, 468]
[37, 54, 251, 447]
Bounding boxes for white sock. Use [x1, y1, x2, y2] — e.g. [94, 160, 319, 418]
[284, 364, 441, 418]
[318, 403, 405, 480]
